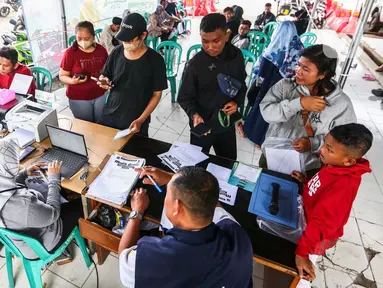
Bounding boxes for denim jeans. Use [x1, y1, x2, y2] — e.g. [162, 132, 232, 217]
[68, 94, 106, 123]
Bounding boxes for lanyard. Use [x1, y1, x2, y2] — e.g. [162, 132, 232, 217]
[218, 109, 230, 128]
[0, 184, 26, 194]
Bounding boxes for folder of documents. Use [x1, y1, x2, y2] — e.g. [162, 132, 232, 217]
[248, 173, 299, 229]
[228, 162, 262, 192]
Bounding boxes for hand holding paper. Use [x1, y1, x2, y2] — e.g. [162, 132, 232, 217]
[113, 127, 135, 140]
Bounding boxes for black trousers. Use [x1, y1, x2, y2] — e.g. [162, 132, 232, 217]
[160, 32, 171, 42]
[51, 198, 84, 252]
[191, 127, 237, 160]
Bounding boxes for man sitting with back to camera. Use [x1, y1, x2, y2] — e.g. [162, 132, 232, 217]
[118, 166, 253, 288]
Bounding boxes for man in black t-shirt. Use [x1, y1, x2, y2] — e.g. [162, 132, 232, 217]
[223, 7, 240, 42]
[98, 13, 168, 137]
[164, 0, 178, 17]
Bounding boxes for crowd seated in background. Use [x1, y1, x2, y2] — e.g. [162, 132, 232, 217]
[231, 19, 251, 50]
[100, 16, 122, 54]
[148, 4, 175, 41]
[0, 46, 36, 97]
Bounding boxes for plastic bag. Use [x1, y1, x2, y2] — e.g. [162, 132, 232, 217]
[257, 195, 306, 244]
[262, 137, 306, 175]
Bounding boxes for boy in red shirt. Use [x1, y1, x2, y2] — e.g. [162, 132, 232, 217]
[0, 46, 36, 96]
[291, 123, 373, 286]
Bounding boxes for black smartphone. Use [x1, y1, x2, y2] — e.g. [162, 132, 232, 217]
[190, 123, 211, 137]
[20, 146, 36, 161]
[74, 73, 86, 80]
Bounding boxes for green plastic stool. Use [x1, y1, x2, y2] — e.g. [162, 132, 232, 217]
[146, 35, 159, 49]
[300, 32, 317, 48]
[95, 28, 102, 43]
[156, 41, 183, 103]
[240, 49, 257, 119]
[68, 35, 75, 46]
[262, 21, 278, 42]
[184, 18, 191, 32]
[30, 66, 53, 92]
[0, 226, 91, 288]
[169, 30, 179, 42]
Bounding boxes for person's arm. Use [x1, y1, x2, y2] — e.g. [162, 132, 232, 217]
[118, 188, 150, 255]
[149, 15, 167, 33]
[254, 14, 263, 26]
[25, 161, 63, 228]
[270, 13, 276, 22]
[101, 29, 114, 54]
[178, 62, 199, 119]
[15, 169, 28, 184]
[260, 80, 303, 123]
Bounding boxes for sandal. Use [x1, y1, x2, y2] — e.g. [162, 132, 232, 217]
[363, 73, 376, 81]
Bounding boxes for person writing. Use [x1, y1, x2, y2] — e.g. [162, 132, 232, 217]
[260, 45, 357, 176]
[254, 3, 276, 31]
[59, 21, 108, 123]
[118, 166, 253, 288]
[0, 139, 84, 261]
[178, 13, 246, 160]
[0, 46, 36, 97]
[100, 17, 122, 54]
[290, 123, 372, 287]
[231, 20, 251, 50]
[98, 13, 167, 136]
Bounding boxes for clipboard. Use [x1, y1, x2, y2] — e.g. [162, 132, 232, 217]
[228, 162, 262, 192]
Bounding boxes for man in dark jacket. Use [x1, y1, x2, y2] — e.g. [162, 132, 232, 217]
[254, 3, 276, 31]
[178, 13, 246, 160]
[224, 6, 240, 42]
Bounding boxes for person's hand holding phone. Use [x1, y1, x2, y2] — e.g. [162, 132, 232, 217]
[97, 75, 112, 90]
[193, 113, 204, 127]
[222, 101, 238, 116]
[72, 74, 87, 85]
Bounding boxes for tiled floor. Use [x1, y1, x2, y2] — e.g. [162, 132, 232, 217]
[1, 16, 383, 287]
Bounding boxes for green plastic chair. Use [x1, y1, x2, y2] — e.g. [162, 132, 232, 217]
[30, 66, 53, 92]
[184, 18, 191, 32]
[95, 28, 103, 43]
[262, 21, 278, 41]
[169, 30, 179, 43]
[300, 32, 317, 48]
[68, 35, 75, 46]
[186, 44, 202, 61]
[0, 226, 91, 288]
[247, 31, 268, 61]
[143, 12, 150, 23]
[240, 49, 257, 118]
[156, 41, 183, 103]
[146, 35, 159, 49]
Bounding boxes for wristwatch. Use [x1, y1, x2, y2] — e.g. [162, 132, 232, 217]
[129, 210, 143, 220]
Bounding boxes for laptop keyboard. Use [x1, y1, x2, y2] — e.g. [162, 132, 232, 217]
[41, 149, 84, 170]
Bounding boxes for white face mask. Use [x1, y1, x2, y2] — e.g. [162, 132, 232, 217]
[123, 40, 141, 52]
[78, 40, 93, 50]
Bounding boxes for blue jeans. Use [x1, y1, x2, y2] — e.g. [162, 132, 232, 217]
[68, 94, 106, 123]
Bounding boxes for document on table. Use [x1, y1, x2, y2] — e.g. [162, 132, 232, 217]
[158, 144, 208, 172]
[265, 147, 303, 175]
[9, 73, 33, 95]
[25, 171, 68, 204]
[207, 163, 238, 206]
[170, 141, 202, 153]
[88, 155, 145, 205]
[234, 163, 262, 183]
[8, 128, 35, 148]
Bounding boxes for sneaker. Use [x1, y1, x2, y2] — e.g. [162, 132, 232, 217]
[372, 89, 383, 97]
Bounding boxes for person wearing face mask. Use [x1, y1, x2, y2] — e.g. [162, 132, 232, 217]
[59, 21, 108, 123]
[118, 166, 253, 288]
[98, 13, 167, 137]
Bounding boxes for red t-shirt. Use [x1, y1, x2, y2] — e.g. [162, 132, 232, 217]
[0, 64, 36, 96]
[60, 44, 108, 100]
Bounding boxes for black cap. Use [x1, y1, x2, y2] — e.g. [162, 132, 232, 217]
[115, 13, 147, 42]
[112, 17, 122, 25]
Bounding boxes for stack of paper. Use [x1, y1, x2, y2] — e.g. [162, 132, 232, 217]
[8, 128, 35, 148]
[207, 163, 238, 206]
[88, 155, 145, 205]
[265, 147, 303, 175]
[158, 141, 208, 172]
[10, 73, 33, 95]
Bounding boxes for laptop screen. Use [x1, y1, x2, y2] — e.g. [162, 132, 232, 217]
[46, 125, 88, 157]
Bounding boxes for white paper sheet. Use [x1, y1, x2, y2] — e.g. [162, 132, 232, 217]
[113, 128, 133, 140]
[206, 163, 231, 182]
[265, 147, 303, 175]
[8, 128, 35, 148]
[234, 163, 262, 183]
[158, 146, 208, 172]
[218, 180, 238, 206]
[170, 141, 202, 153]
[9, 73, 33, 95]
[88, 155, 145, 205]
